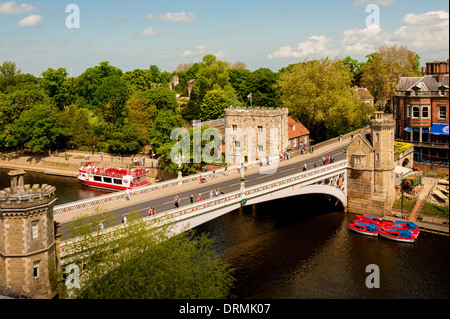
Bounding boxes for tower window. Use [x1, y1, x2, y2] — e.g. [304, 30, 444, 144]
[31, 221, 38, 239]
[33, 261, 40, 279]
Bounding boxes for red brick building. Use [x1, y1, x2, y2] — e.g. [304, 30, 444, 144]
[394, 60, 449, 163]
[287, 116, 310, 151]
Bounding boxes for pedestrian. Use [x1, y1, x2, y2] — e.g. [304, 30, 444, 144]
[215, 188, 219, 196]
[126, 188, 130, 200]
[99, 220, 104, 230]
[190, 194, 194, 204]
[122, 215, 127, 223]
[199, 175, 203, 184]
[322, 156, 326, 165]
[174, 195, 180, 207]
[303, 163, 307, 171]
[210, 190, 213, 198]
[327, 156, 330, 165]
[197, 193, 202, 201]
[224, 165, 228, 175]
[152, 207, 156, 215]
[142, 155, 145, 166]
[148, 207, 153, 215]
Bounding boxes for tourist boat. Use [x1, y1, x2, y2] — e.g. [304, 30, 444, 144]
[348, 221, 380, 236]
[382, 220, 420, 238]
[379, 228, 415, 243]
[77, 162, 150, 190]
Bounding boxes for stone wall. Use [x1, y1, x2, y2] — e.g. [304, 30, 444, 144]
[224, 107, 289, 164]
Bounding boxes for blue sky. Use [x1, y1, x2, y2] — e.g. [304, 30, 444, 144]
[0, 0, 448, 76]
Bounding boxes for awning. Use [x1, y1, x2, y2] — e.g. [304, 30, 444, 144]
[403, 126, 429, 133]
[429, 123, 449, 136]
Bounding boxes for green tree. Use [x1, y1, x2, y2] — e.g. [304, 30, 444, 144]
[63, 105, 92, 148]
[77, 61, 123, 104]
[360, 44, 421, 110]
[200, 88, 228, 121]
[65, 211, 235, 299]
[121, 69, 153, 92]
[107, 123, 146, 154]
[41, 67, 78, 110]
[11, 103, 66, 154]
[93, 75, 130, 126]
[0, 61, 22, 91]
[0, 83, 50, 148]
[277, 58, 359, 141]
[138, 86, 178, 112]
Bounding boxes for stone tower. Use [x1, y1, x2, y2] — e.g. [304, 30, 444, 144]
[346, 112, 395, 216]
[224, 106, 289, 164]
[0, 170, 61, 298]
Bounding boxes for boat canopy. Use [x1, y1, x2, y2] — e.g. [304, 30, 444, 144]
[356, 222, 379, 232]
[396, 229, 413, 239]
[393, 220, 418, 230]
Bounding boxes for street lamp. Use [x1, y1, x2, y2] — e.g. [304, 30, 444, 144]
[175, 153, 185, 182]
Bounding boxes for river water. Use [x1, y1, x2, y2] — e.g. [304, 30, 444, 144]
[1, 168, 448, 299]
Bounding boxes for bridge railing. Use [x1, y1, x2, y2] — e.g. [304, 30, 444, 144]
[53, 154, 281, 216]
[60, 160, 347, 260]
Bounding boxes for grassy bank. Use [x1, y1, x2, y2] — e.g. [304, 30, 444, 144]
[393, 198, 449, 219]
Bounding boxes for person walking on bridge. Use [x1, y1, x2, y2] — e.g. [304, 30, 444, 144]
[174, 195, 180, 207]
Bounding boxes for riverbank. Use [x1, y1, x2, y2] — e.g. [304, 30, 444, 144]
[0, 150, 159, 178]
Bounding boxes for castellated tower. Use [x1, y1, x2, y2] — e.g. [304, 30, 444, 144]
[346, 112, 395, 216]
[0, 170, 61, 298]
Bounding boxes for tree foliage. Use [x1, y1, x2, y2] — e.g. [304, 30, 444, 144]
[65, 211, 235, 299]
[277, 58, 361, 141]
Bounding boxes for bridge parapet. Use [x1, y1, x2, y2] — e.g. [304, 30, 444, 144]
[60, 160, 347, 262]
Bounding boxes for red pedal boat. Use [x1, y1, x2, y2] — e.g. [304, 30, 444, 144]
[348, 221, 380, 236]
[382, 220, 420, 239]
[379, 228, 415, 243]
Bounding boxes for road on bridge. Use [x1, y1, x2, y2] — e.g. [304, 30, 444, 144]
[60, 142, 349, 239]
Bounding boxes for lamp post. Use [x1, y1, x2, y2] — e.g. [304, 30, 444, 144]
[175, 153, 185, 184]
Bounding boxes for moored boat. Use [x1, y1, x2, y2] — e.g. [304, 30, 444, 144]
[382, 220, 420, 238]
[77, 162, 150, 190]
[379, 228, 415, 243]
[348, 222, 380, 236]
[356, 214, 387, 228]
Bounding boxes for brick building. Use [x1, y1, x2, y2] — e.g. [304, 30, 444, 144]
[287, 116, 310, 151]
[394, 59, 449, 163]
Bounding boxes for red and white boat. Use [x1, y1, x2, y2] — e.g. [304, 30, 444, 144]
[379, 228, 416, 243]
[348, 221, 380, 236]
[356, 214, 388, 228]
[381, 220, 420, 239]
[77, 162, 150, 190]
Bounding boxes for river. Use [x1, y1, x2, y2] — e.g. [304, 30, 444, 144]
[1, 168, 448, 299]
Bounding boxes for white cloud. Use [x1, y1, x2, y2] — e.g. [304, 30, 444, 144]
[0, 1, 36, 14]
[340, 25, 387, 55]
[267, 35, 339, 59]
[17, 13, 42, 27]
[147, 11, 196, 23]
[138, 27, 157, 37]
[351, 0, 394, 6]
[183, 45, 209, 57]
[340, 10, 449, 55]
